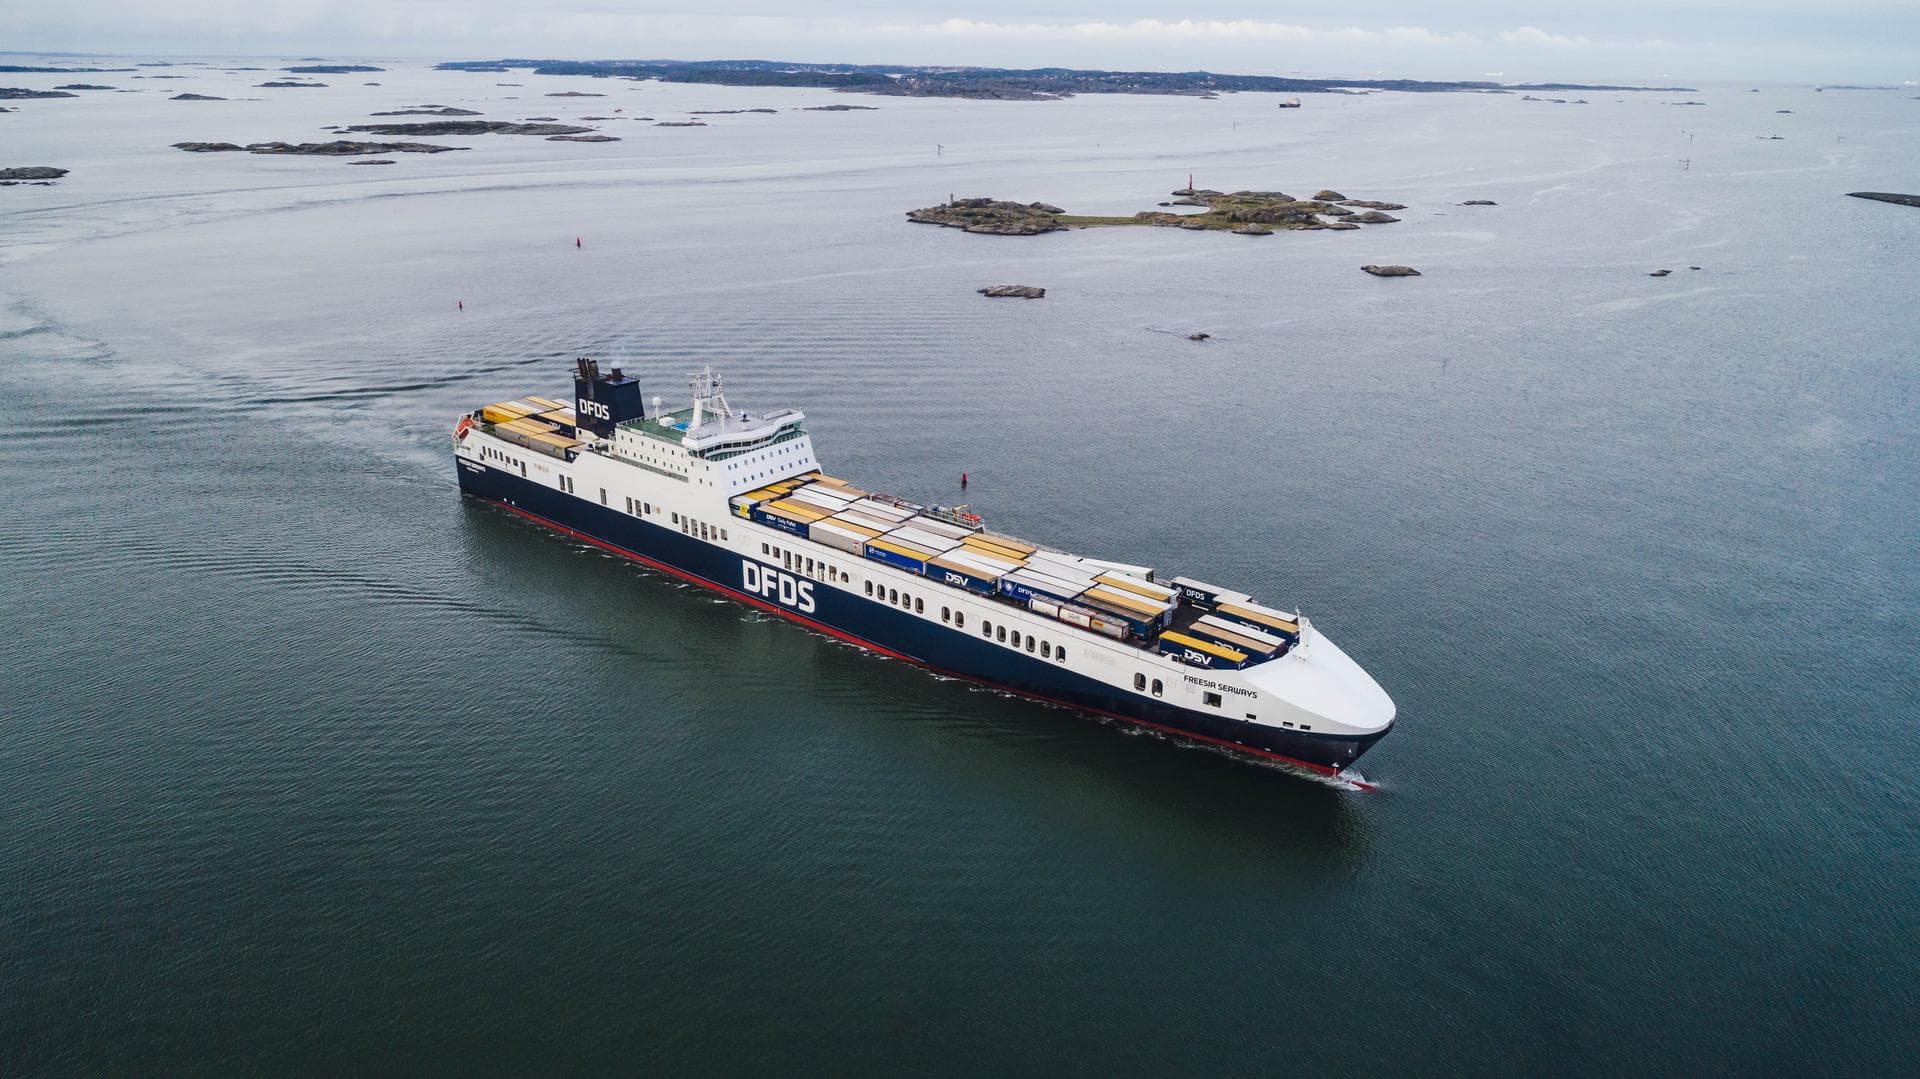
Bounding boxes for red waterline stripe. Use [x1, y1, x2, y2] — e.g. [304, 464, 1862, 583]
[480, 496, 1358, 782]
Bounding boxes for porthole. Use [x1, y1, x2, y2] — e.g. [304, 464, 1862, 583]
[1134, 673, 1146, 691]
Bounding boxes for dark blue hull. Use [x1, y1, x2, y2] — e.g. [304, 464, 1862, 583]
[457, 459, 1386, 774]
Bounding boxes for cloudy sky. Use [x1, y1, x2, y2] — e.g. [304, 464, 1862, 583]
[6, 0, 1916, 83]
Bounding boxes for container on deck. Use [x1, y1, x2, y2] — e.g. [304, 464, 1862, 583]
[787, 486, 853, 513]
[997, 568, 1087, 606]
[887, 525, 962, 553]
[1191, 615, 1283, 656]
[865, 538, 932, 574]
[750, 503, 813, 537]
[767, 498, 831, 521]
[524, 395, 568, 412]
[808, 520, 870, 555]
[1216, 601, 1300, 638]
[1030, 595, 1128, 639]
[1094, 572, 1178, 603]
[1170, 576, 1245, 610]
[481, 401, 539, 424]
[926, 555, 999, 594]
[850, 498, 915, 522]
[1157, 630, 1249, 670]
[969, 531, 1037, 556]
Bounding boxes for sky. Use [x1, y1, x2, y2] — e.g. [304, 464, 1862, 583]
[5, 0, 1917, 83]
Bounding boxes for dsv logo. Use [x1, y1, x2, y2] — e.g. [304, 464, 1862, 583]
[742, 561, 816, 613]
[577, 398, 612, 420]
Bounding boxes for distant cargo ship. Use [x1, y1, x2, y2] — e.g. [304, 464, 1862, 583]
[453, 361, 1396, 777]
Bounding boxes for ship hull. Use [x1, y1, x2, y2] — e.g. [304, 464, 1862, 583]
[458, 459, 1387, 774]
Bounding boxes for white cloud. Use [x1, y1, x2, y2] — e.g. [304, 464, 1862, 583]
[1498, 26, 1592, 47]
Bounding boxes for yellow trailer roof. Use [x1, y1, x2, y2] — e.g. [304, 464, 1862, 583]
[1161, 631, 1248, 664]
[499, 417, 560, 436]
[868, 538, 935, 561]
[971, 532, 1037, 555]
[1081, 585, 1164, 618]
[524, 395, 567, 411]
[1095, 573, 1176, 601]
[825, 516, 883, 539]
[1218, 603, 1299, 635]
[768, 498, 831, 521]
[1189, 622, 1276, 655]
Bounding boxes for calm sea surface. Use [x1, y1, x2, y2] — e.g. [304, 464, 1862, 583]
[3, 57, 1917, 1074]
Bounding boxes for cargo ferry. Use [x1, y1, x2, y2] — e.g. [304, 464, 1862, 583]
[453, 361, 1396, 777]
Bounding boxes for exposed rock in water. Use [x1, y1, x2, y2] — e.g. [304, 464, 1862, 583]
[803, 104, 878, 110]
[546, 134, 619, 142]
[54, 84, 115, 90]
[0, 166, 69, 180]
[1461, 199, 1498, 206]
[691, 108, 777, 114]
[1188, 333, 1211, 341]
[0, 88, 78, 99]
[1339, 199, 1406, 210]
[171, 93, 226, 101]
[1649, 269, 1672, 277]
[258, 81, 328, 88]
[1776, 109, 1793, 114]
[345, 120, 591, 136]
[1846, 191, 1920, 209]
[913, 187, 1407, 238]
[1313, 189, 1346, 200]
[523, 116, 558, 121]
[173, 140, 465, 155]
[977, 285, 1046, 298]
[1689, 266, 1702, 270]
[909, 198, 1068, 235]
[371, 106, 482, 116]
[546, 91, 605, 97]
[348, 159, 395, 165]
[1349, 210, 1401, 224]
[1322, 221, 1361, 230]
[1362, 264, 1420, 277]
[1669, 100, 1706, 106]
[655, 120, 707, 127]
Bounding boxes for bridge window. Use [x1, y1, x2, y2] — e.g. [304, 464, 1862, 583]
[1134, 673, 1146, 691]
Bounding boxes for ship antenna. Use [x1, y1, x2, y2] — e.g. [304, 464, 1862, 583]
[688, 365, 731, 430]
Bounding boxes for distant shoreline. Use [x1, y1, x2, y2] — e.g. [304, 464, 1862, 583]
[433, 58, 1698, 100]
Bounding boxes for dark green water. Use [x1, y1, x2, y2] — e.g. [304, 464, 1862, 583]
[3, 60, 1917, 1073]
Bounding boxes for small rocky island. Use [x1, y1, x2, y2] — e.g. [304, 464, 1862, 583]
[171, 93, 226, 101]
[1847, 191, 1920, 209]
[0, 87, 78, 99]
[909, 188, 1408, 237]
[344, 120, 592, 136]
[1362, 265, 1421, 277]
[1, 166, 69, 185]
[174, 141, 464, 155]
[978, 285, 1046, 298]
[370, 105, 482, 116]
